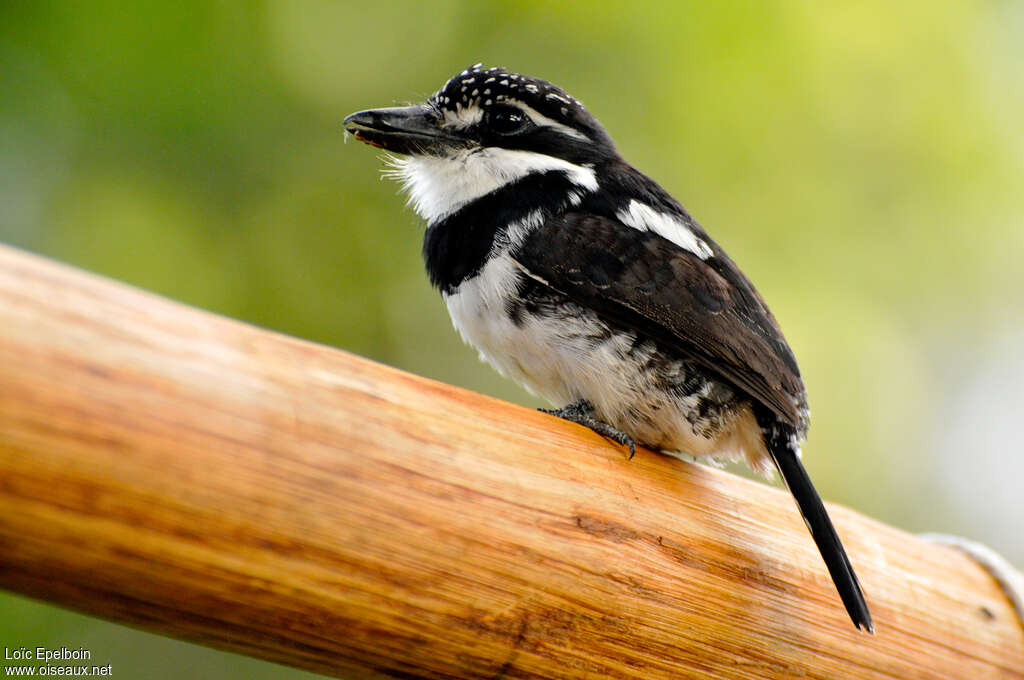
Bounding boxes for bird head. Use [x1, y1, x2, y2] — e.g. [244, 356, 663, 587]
[344, 64, 615, 222]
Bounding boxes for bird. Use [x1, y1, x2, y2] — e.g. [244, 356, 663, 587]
[344, 63, 872, 633]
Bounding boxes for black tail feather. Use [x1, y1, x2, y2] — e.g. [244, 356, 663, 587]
[761, 415, 874, 633]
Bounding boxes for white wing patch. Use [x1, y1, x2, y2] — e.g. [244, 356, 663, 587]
[616, 199, 714, 260]
[499, 209, 545, 251]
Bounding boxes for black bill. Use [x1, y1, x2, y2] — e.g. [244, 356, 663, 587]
[344, 105, 458, 156]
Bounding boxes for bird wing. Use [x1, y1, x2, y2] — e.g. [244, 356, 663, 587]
[511, 211, 807, 429]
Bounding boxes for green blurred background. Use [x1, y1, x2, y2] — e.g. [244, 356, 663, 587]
[2, 1, 1022, 677]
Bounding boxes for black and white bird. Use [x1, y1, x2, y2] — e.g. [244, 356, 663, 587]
[345, 64, 872, 632]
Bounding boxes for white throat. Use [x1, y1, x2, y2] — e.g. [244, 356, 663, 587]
[387, 148, 598, 224]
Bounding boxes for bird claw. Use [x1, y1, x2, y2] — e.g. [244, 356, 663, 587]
[540, 400, 637, 460]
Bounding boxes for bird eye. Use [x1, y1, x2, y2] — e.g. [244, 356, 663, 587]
[486, 105, 528, 134]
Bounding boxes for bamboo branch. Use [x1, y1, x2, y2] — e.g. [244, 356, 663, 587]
[0, 242, 1021, 679]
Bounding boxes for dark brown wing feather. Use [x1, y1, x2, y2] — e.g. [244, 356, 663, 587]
[512, 212, 808, 429]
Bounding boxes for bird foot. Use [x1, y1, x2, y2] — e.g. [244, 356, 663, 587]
[539, 399, 637, 459]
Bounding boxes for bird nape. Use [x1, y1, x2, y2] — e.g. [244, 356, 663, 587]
[345, 63, 872, 633]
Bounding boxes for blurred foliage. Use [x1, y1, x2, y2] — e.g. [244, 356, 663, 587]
[2, 1, 1022, 677]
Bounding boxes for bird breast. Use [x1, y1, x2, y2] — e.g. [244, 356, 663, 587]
[443, 251, 774, 474]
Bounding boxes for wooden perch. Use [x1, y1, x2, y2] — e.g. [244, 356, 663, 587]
[0, 242, 1021, 679]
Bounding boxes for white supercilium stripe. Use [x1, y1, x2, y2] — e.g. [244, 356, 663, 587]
[516, 103, 589, 141]
[616, 199, 714, 260]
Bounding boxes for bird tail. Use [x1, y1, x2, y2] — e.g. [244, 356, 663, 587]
[759, 413, 874, 633]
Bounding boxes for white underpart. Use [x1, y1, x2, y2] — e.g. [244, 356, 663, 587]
[389, 148, 597, 224]
[446, 252, 636, 409]
[616, 199, 714, 260]
[444, 252, 772, 472]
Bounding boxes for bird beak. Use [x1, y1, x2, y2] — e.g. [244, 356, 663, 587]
[344, 105, 457, 156]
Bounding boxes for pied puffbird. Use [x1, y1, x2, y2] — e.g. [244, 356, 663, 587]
[345, 64, 872, 632]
